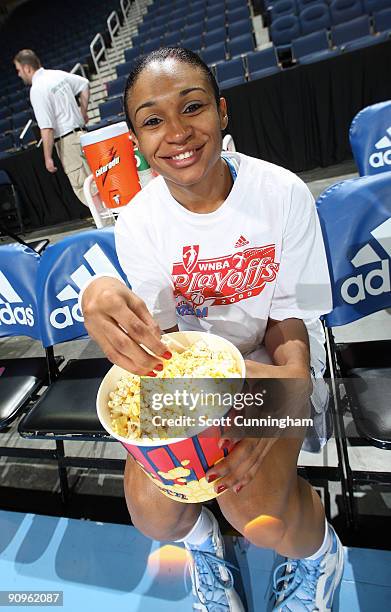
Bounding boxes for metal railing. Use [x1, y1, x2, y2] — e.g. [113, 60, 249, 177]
[70, 62, 87, 78]
[90, 32, 112, 79]
[107, 10, 121, 48]
[120, 0, 131, 23]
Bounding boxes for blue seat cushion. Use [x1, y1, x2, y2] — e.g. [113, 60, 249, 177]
[219, 76, 246, 89]
[298, 48, 341, 63]
[250, 66, 281, 80]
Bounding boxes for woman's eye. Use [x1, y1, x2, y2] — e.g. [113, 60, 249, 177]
[184, 103, 202, 113]
[143, 117, 161, 127]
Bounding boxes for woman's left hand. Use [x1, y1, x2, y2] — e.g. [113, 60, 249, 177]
[205, 437, 278, 495]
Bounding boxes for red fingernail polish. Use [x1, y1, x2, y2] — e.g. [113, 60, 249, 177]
[235, 485, 243, 494]
[146, 371, 156, 377]
[155, 364, 163, 371]
[206, 473, 218, 483]
[216, 485, 227, 494]
[163, 351, 172, 359]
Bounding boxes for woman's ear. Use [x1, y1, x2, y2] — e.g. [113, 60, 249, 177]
[129, 129, 139, 149]
[219, 97, 228, 130]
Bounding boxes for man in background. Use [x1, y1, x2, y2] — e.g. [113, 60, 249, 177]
[14, 49, 90, 204]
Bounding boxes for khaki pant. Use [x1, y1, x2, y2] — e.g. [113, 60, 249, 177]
[55, 131, 90, 205]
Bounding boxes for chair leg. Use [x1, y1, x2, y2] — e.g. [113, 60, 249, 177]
[55, 440, 69, 504]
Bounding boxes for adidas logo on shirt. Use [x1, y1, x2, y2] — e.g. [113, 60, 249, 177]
[340, 218, 391, 304]
[50, 243, 121, 329]
[369, 127, 391, 168]
[234, 235, 249, 248]
[0, 271, 35, 327]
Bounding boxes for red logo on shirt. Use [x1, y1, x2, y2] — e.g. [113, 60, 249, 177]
[172, 244, 279, 308]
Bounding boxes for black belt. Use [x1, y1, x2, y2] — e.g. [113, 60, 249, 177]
[55, 127, 84, 142]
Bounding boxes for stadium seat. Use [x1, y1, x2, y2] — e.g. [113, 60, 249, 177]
[116, 60, 134, 78]
[168, 17, 186, 32]
[183, 22, 205, 38]
[331, 15, 380, 50]
[330, 0, 364, 25]
[0, 134, 13, 152]
[99, 97, 123, 120]
[300, 3, 332, 36]
[297, 0, 328, 11]
[207, 4, 225, 19]
[270, 0, 297, 22]
[226, 6, 251, 23]
[12, 110, 32, 130]
[9, 99, 30, 114]
[201, 42, 227, 65]
[373, 7, 391, 34]
[0, 117, 12, 134]
[182, 35, 204, 52]
[292, 29, 341, 63]
[124, 47, 140, 63]
[270, 14, 301, 46]
[106, 76, 127, 99]
[228, 33, 256, 57]
[143, 39, 162, 54]
[228, 18, 253, 39]
[215, 57, 246, 89]
[0, 107, 10, 120]
[204, 27, 227, 47]
[363, 0, 391, 12]
[206, 15, 226, 31]
[164, 31, 181, 46]
[247, 47, 281, 80]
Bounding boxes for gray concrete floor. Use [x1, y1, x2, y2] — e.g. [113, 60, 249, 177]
[1, 160, 390, 532]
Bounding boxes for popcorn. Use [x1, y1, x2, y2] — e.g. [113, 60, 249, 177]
[108, 339, 241, 440]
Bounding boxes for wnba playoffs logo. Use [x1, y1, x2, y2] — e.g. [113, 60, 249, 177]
[172, 244, 279, 308]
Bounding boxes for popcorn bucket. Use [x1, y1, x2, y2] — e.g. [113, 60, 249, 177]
[80, 122, 140, 208]
[96, 332, 245, 503]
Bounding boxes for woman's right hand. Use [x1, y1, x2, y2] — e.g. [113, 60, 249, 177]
[82, 277, 171, 375]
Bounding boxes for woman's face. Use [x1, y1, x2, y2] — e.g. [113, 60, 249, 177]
[127, 58, 228, 189]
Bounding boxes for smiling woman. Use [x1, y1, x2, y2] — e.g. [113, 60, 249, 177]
[80, 46, 344, 612]
[123, 47, 231, 213]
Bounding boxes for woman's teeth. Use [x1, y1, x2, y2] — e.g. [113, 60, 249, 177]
[172, 150, 195, 160]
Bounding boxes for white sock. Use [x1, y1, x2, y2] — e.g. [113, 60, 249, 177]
[304, 519, 331, 561]
[175, 507, 214, 546]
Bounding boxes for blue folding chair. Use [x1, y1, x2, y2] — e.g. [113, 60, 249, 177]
[329, 0, 364, 25]
[317, 171, 391, 526]
[0, 117, 12, 134]
[297, 0, 328, 10]
[182, 35, 204, 52]
[124, 47, 140, 63]
[164, 31, 181, 46]
[0, 134, 13, 153]
[215, 57, 246, 89]
[99, 97, 123, 120]
[226, 6, 251, 23]
[12, 110, 32, 131]
[204, 27, 227, 47]
[205, 14, 226, 31]
[228, 18, 253, 39]
[201, 42, 227, 65]
[300, 3, 331, 36]
[292, 29, 341, 63]
[270, 14, 301, 46]
[228, 32, 256, 57]
[349, 101, 391, 177]
[247, 47, 281, 79]
[18, 229, 130, 502]
[0, 245, 57, 432]
[270, 0, 297, 22]
[373, 7, 391, 34]
[363, 0, 390, 13]
[183, 22, 205, 38]
[106, 76, 127, 99]
[331, 14, 381, 50]
[116, 60, 134, 78]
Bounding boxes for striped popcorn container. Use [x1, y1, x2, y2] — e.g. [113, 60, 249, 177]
[96, 332, 245, 503]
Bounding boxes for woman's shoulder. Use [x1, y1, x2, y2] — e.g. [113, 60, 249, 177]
[236, 152, 305, 188]
[116, 175, 165, 225]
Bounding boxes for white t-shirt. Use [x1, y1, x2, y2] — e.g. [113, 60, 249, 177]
[115, 152, 332, 374]
[30, 68, 88, 138]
